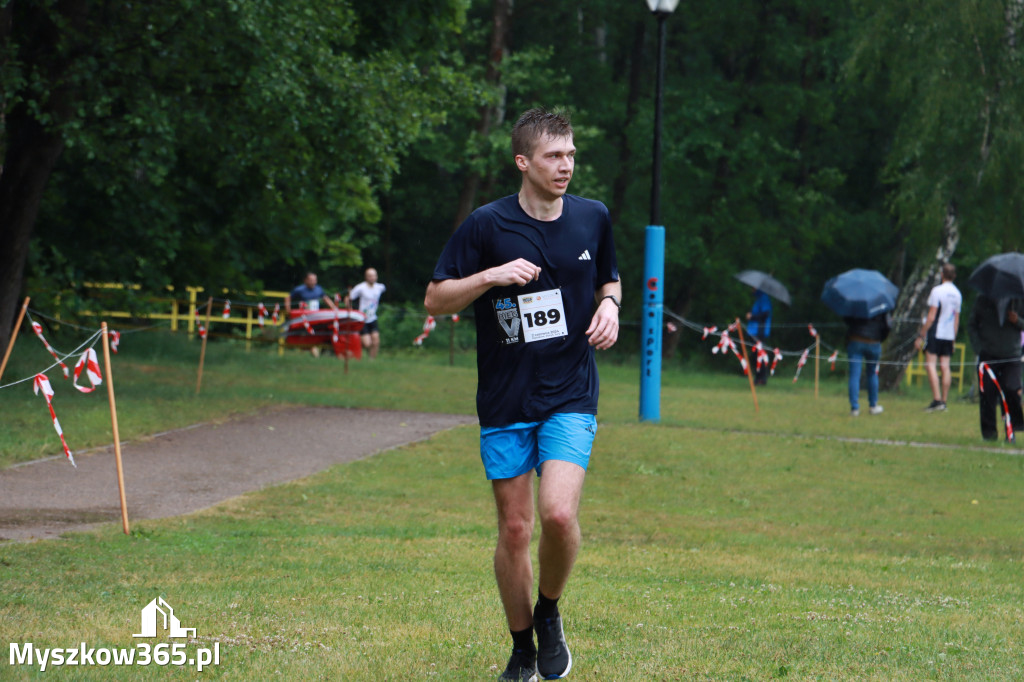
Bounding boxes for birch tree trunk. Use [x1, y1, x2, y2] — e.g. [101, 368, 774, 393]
[878, 204, 958, 390]
[880, 0, 1022, 390]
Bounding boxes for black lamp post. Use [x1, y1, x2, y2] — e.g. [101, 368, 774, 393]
[639, 0, 679, 423]
[647, 0, 679, 225]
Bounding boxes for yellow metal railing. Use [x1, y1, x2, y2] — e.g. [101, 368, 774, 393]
[905, 342, 967, 393]
[68, 284, 291, 352]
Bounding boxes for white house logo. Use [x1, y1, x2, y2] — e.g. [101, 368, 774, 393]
[134, 597, 196, 638]
[9, 596, 219, 672]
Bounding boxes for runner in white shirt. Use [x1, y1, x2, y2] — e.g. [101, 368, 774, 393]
[348, 268, 386, 359]
[914, 263, 962, 411]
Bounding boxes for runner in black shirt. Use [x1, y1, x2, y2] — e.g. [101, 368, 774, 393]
[426, 108, 620, 681]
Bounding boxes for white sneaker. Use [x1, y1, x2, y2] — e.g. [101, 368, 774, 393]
[869, 405, 884, 415]
[850, 409, 860, 417]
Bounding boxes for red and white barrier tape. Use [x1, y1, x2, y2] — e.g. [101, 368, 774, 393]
[31, 322, 69, 378]
[110, 330, 120, 353]
[193, 311, 207, 338]
[222, 300, 231, 319]
[413, 316, 437, 346]
[272, 303, 280, 324]
[33, 374, 75, 467]
[828, 350, 838, 371]
[257, 302, 267, 328]
[792, 348, 810, 383]
[979, 362, 1015, 442]
[770, 348, 782, 376]
[72, 348, 103, 393]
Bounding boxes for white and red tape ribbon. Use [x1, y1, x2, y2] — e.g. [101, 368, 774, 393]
[33, 373, 75, 467]
[72, 348, 103, 393]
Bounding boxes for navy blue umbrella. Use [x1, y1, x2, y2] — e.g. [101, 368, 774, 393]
[821, 269, 899, 318]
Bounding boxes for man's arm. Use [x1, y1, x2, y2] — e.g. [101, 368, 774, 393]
[914, 305, 938, 350]
[322, 294, 339, 311]
[284, 294, 292, 314]
[586, 280, 622, 350]
[424, 258, 541, 315]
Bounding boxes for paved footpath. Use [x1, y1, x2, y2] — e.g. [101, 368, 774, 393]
[0, 407, 476, 542]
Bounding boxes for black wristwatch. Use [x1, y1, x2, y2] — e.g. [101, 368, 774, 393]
[602, 294, 621, 309]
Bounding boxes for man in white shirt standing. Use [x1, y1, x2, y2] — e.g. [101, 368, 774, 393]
[348, 267, 386, 359]
[914, 263, 962, 411]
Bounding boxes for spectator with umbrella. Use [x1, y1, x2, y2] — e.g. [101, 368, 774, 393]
[821, 269, 898, 417]
[966, 253, 1024, 442]
[734, 270, 791, 386]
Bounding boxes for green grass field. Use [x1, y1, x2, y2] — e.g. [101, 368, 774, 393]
[2, 331, 1023, 679]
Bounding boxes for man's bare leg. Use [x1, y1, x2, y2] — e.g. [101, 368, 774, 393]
[492, 473, 535, 632]
[925, 352, 941, 402]
[537, 460, 586, 600]
[370, 331, 381, 359]
[940, 356, 953, 403]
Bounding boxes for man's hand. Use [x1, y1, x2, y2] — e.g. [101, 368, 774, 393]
[1009, 309, 1019, 325]
[586, 298, 619, 350]
[425, 259, 540, 316]
[487, 258, 541, 287]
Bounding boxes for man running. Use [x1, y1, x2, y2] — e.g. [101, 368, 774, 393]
[425, 108, 620, 681]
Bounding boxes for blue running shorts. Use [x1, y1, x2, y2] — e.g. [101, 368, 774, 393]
[479, 413, 597, 481]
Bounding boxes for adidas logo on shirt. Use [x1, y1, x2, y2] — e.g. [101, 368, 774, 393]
[578, 250, 591, 261]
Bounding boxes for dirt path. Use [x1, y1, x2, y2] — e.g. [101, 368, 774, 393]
[0, 407, 476, 542]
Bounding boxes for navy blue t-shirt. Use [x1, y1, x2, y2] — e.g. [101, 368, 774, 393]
[432, 194, 619, 427]
[290, 283, 325, 306]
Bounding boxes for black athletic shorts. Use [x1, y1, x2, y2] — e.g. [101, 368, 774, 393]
[925, 337, 954, 357]
[362, 319, 380, 334]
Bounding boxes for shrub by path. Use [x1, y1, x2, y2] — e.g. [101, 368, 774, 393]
[0, 407, 476, 541]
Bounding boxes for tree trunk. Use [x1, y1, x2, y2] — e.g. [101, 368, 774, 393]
[0, 1, 87, 351]
[609, 21, 647, 228]
[878, 203, 959, 390]
[451, 0, 510, 231]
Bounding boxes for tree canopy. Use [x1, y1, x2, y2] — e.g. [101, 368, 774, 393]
[3, 0, 1022, 358]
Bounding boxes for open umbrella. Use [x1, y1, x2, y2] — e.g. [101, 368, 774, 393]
[968, 253, 1024, 300]
[821, 269, 899, 318]
[734, 270, 792, 305]
[968, 253, 1024, 325]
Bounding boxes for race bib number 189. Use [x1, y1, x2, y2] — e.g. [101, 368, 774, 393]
[517, 289, 568, 343]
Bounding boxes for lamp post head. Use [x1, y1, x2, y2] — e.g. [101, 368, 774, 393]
[645, 0, 680, 13]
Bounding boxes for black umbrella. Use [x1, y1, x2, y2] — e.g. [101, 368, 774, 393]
[968, 253, 1024, 325]
[968, 253, 1024, 300]
[734, 270, 792, 305]
[820, 269, 899, 318]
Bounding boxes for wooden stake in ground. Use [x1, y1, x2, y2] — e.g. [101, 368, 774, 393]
[196, 296, 213, 395]
[0, 296, 30, 384]
[735, 318, 759, 412]
[102, 322, 130, 535]
[814, 334, 821, 399]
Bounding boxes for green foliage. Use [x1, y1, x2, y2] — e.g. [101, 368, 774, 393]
[14, 0, 473, 299]
[847, 0, 1024, 261]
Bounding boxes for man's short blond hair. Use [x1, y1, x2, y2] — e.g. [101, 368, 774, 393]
[511, 108, 574, 159]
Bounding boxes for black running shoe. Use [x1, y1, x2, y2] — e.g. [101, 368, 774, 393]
[535, 614, 572, 679]
[499, 648, 538, 682]
[925, 399, 945, 412]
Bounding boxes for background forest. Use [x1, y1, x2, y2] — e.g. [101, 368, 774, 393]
[2, 0, 1023, 374]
